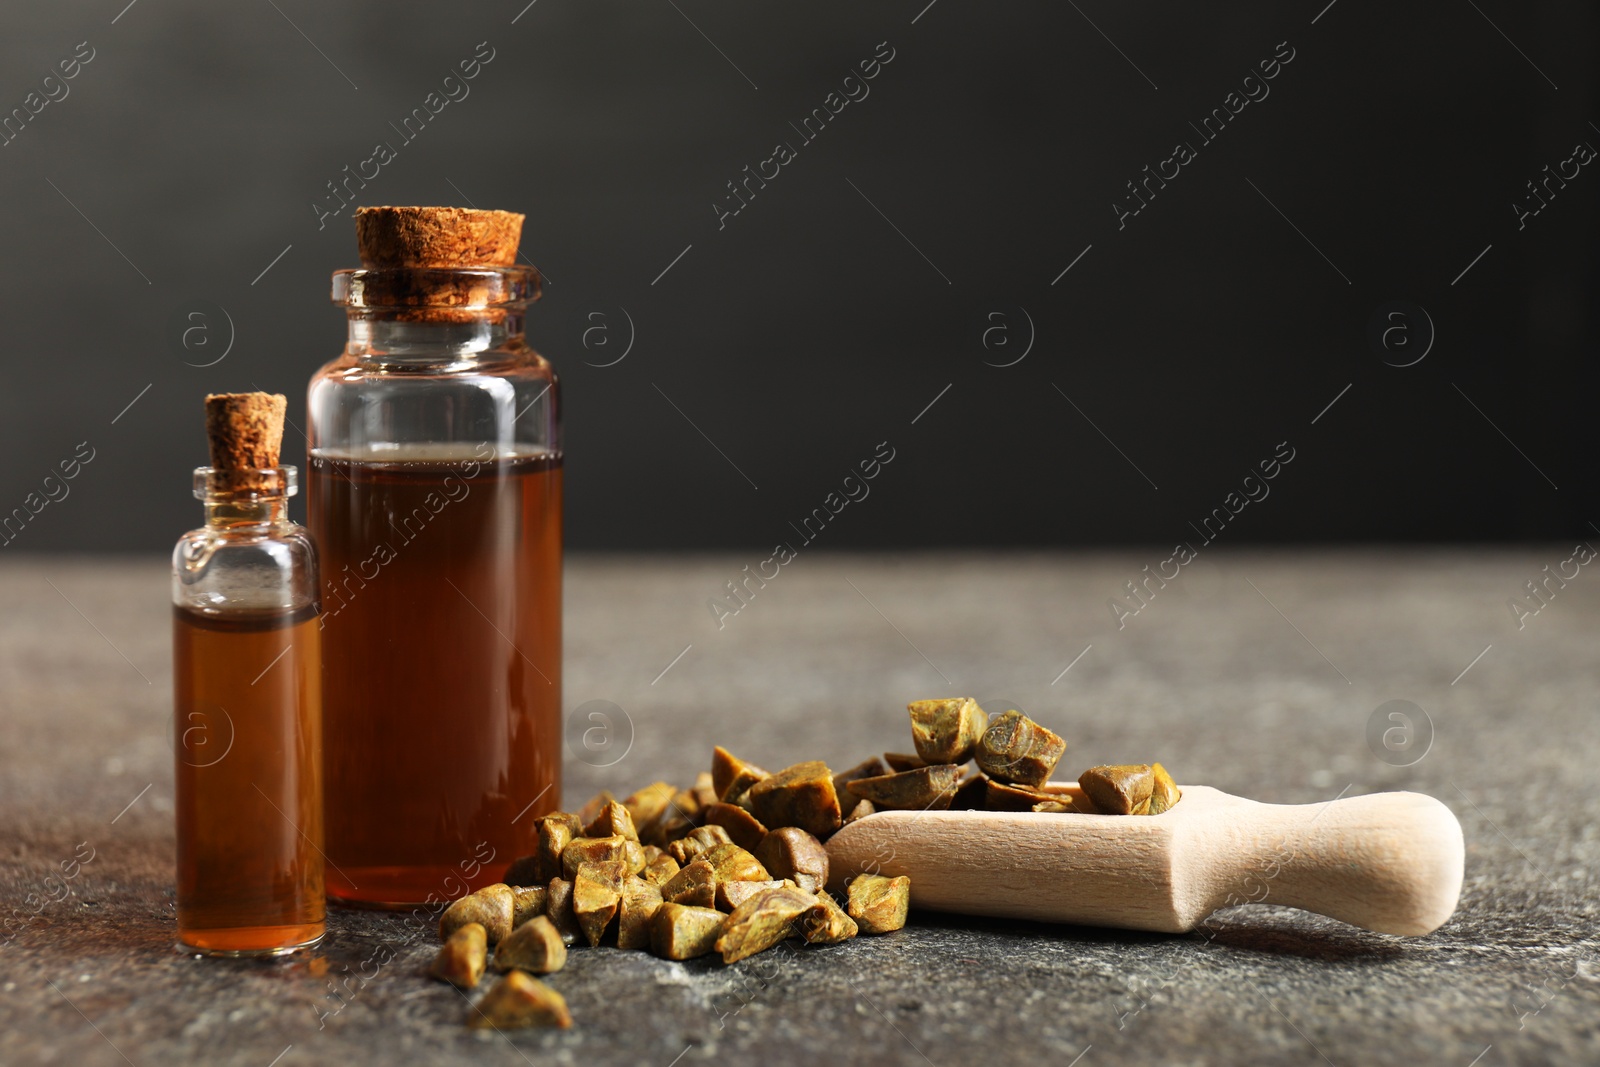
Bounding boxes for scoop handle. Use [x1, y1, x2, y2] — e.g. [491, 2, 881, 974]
[1190, 790, 1464, 936]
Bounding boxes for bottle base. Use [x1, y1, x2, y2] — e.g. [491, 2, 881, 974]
[177, 924, 325, 957]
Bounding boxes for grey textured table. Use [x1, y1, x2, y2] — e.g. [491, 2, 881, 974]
[2, 551, 1596, 1066]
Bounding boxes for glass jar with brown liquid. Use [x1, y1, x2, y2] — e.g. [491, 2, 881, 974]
[173, 464, 324, 955]
[308, 236, 561, 907]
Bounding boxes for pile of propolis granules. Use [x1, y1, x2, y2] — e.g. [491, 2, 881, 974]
[429, 698, 1182, 1030]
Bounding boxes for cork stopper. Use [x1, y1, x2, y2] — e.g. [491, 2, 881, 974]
[205, 393, 286, 485]
[355, 206, 523, 269]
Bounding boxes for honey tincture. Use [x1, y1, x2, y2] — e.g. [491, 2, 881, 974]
[172, 392, 324, 955]
[309, 206, 562, 906]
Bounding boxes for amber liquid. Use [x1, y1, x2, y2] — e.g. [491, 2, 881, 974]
[309, 448, 562, 906]
[173, 604, 324, 955]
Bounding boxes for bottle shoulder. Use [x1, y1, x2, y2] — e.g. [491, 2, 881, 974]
[310, 347, 557, 386]
[174, 521, 313, 548]
[172, 525, 318, 612]
[307, 348, 561, 452]
[173, 525, 317, 580]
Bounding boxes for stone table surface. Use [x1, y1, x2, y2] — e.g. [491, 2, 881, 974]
[1, 551, 1596, 1067]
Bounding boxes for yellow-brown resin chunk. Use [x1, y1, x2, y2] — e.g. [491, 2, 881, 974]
[907, 697, 989, 764]
[974, 710, 1066, 787]
[439, 883, 514, 944]
[493, 915, 567, 974]
[716, 885, 816, 963]
[846, 874, 910, 934]
[429, 922, 487, 989]
[649, 903, 725, 960]
[748, 761, 843, 838]
[1078, 764, 1155, 816]
[846, 764, 963, 811]
[468, 971, 572, 1030]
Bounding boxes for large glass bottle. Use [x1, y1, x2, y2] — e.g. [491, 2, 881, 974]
[308, 254, 561, 907]
[173, 463, 324, 955]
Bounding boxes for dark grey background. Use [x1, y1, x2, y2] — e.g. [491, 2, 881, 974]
[1, 0, 1594, 553]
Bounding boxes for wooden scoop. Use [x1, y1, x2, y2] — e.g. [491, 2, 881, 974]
[824, 785, 1464, 936]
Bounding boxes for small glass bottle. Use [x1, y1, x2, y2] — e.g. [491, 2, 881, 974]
[173, 394, 324, 955]
[308, 207, 561, 907]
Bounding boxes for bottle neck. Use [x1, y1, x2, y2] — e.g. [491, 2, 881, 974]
[203, 495, 290, 530]
[345, 311, 525, 364]
[192, 467, 297, 531]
